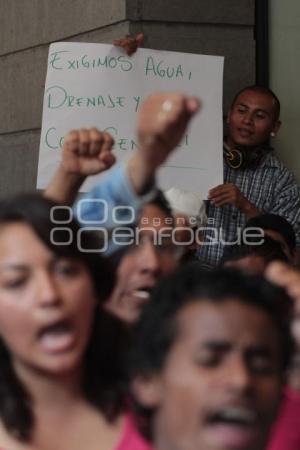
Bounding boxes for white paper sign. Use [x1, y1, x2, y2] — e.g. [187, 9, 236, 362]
[37, 42, 224, 196]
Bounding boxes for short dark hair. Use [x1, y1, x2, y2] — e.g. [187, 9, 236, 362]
[0, 194, 126, 441]
[231, 85, 281, 122]
[130, 265, 293, 376]
[245, 214, 296, 254]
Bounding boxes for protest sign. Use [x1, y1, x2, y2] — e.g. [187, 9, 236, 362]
[37, 42, 224, 195]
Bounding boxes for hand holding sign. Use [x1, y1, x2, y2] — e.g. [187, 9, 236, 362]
[113, 33, 144, 56]
[208, 183, 261, 219]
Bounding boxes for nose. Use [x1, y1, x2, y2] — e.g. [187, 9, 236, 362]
[242, 111, 254, 126]
[36, 271, 61, 308]
[138, 239, 161, 277]
[223, 355, 253, 395]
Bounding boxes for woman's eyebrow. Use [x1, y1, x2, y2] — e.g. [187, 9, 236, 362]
[0, 263, 29, 271]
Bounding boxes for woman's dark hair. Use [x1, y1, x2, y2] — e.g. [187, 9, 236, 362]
[0, 193, 114, 300]
[129, 265, 293, 436]
[0, 194, 126, 441]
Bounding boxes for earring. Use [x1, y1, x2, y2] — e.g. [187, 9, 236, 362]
[270, 132, 275, 137]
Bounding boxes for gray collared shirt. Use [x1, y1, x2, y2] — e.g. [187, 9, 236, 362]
[196, 152, 300, 269]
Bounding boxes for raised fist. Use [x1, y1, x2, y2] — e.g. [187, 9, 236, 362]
[62, 128, 116, 176]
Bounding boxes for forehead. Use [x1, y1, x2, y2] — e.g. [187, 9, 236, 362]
[264, 229, 287, 246]
[174, 299, 279, 350]
[233, 89, 276, 112]
[139, 203, 170, 229]
[226, 255, 267, 275]
[0, 223, 50, 264]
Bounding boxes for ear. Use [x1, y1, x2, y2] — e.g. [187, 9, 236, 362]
[271, 120, 281, 137]
[131, 374, 163, 409]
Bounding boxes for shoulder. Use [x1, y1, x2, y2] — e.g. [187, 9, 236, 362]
[262, 153, 299, 184]
[262, 153, 293, 174]
[261, 152, 285, 169]
[267, 387, 300, 450]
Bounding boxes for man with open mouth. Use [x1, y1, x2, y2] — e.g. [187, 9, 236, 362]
[129, 266, 293, 450]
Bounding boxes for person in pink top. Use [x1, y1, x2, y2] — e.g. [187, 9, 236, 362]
[116, 414, 153, 450]
[0, 93, 199, 450]
[0, 194, 126, 450]
[267, 386, 300, 450]
[0, 194, 152, 450]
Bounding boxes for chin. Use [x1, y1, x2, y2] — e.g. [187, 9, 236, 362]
[234, 139, 255, 149]
[119, 308, 140, 325]
[34, 352, 83, 376]
[229, 134, 254, 149]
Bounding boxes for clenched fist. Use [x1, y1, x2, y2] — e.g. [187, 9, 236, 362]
[62, 128, 115, 176]
[136, 92, 200, 170]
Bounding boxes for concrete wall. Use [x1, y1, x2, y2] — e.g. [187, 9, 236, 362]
[270, 1, 300, 183]
[0, 0, 255, 197]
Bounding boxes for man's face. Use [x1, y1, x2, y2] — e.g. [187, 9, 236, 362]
[137, 300, 283, 450]
[104, 203, 179, 324]
[227, 90, 281, 149]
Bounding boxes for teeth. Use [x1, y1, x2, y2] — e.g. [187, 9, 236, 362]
[38, 321, 74, 353]
[133, 290, 150, 300]
[217, 407, 256, 425]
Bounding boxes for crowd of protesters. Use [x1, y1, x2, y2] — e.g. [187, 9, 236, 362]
[0, 35, 300, 450]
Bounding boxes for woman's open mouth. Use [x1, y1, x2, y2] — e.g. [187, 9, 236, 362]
[37, 319, 76, 354]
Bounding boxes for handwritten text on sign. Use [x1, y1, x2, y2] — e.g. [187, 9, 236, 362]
[37, 42, 224, 195]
